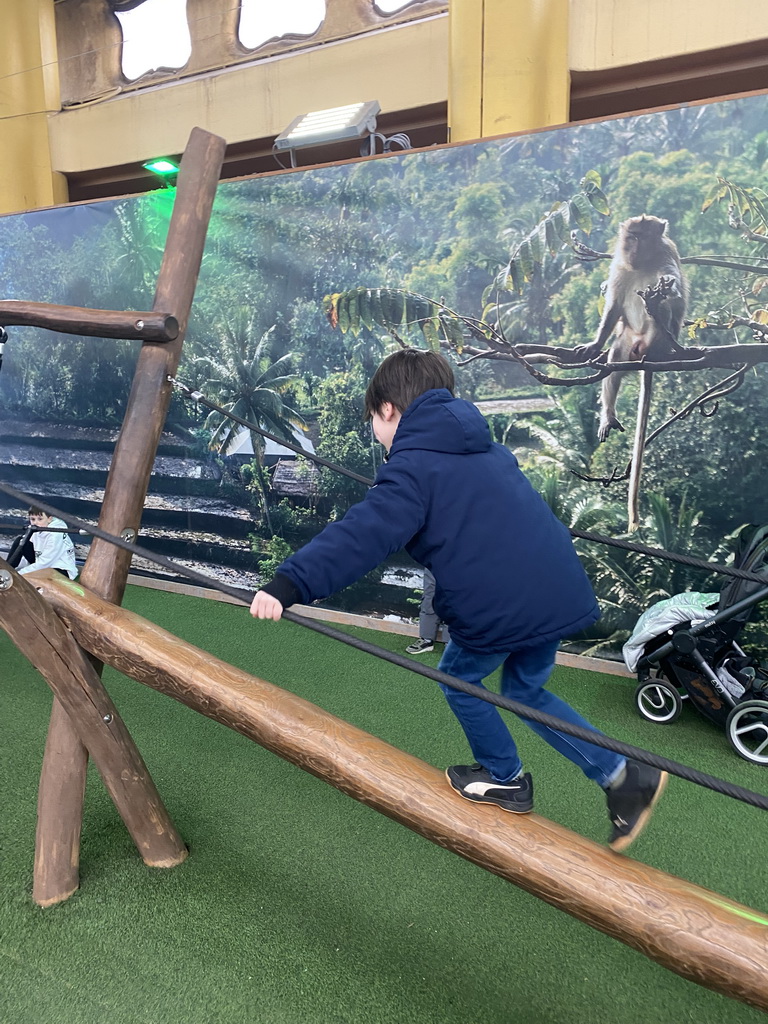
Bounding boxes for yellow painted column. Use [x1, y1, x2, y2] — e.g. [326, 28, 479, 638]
[449, 0, 570, 142]
[0, 0, 68, 215]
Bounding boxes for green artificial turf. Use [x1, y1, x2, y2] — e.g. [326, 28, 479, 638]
[1, 585, 767, 1024]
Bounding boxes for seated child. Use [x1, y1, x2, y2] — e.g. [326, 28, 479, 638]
[13, 507, 78, 580]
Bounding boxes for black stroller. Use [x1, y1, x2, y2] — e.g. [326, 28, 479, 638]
[624, 524, 768, 765]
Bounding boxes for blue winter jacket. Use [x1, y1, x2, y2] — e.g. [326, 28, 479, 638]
[264, 388, 600, 654]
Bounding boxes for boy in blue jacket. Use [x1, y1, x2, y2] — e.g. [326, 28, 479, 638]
[251, 349, 666, 850]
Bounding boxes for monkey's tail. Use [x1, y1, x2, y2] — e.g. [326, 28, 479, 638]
[627, 370, 653, 532]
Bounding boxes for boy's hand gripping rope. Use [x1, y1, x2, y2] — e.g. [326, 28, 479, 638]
[0, 479, 767, 814]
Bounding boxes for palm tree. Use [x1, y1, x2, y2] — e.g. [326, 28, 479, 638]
[577, 491, 725, 656]
[523, 403, 718, 656]
[193, 308, 306, 533]
[493, 252, 579, 347]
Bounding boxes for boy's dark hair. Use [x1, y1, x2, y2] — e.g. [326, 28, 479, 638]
[363, 349, 455, 419]
[28, 507, 45, 517]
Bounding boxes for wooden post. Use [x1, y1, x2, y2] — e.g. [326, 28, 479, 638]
[31, 126, 226, 905]
[80, 125, 226, 605]
[627, 369, 650, 531]
[0, 563, 188, 905]
[34, 700, 87, 906]
[37, 571, 768, 1013]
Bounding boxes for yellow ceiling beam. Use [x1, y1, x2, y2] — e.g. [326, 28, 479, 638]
[0, 0, 67, 214]
[48, 19, 449, 175]
[449, 0, 569, 143]
[571, 0, 768, 69]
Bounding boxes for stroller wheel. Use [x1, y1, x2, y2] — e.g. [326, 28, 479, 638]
[635, 679, 683, 724]
[726, 700, 768, 765]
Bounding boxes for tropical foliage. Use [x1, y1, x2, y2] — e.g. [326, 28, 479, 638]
[2, 92, 768, 647]
[192, 316, 304, 457]
[190, 311, 305, 531]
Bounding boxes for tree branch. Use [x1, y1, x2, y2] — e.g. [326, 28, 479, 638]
[571, 366, 748, 487]
[486, 341, 768, 372]
[568, 237, 768, 274]
[680, 256, 768, 272]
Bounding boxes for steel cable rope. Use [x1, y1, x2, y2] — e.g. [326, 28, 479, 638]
[1, 478, 767, 813]
[0, 525, 85, 535]
[169, 375, 768, 585]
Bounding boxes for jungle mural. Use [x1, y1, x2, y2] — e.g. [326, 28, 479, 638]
[1, 90, 767, 657]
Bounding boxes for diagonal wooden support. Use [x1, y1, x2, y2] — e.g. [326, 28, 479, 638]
[0, 562, 187, 906]
[29, 126, 226, 905]
[35, 700, 87, 906]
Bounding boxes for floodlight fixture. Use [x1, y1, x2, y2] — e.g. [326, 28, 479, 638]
[273, 101, 381, 167]
[142, 157, 180, 185]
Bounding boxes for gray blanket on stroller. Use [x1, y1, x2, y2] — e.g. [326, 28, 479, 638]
[622, 592, 719, 672]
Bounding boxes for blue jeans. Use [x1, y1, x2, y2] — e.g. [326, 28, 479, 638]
[437, 639, 625, 786]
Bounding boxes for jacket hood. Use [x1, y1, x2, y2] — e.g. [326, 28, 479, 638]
[390, 389, 491, 456]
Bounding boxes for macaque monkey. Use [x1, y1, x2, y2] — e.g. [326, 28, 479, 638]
[577, 215, 689, 529]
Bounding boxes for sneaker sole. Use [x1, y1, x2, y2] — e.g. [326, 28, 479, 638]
[445, 770, 533, 814]
[609, 770, 668, 853]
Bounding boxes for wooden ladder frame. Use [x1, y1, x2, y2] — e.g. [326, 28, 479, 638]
[0, 126, 226, 905]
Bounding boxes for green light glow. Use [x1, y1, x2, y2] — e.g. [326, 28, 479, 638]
[142, 158, 179, 176]
[693, 889, 768, 927]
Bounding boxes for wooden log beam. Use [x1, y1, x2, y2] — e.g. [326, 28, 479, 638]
[0, 301, 178, 342]
[81, 125, 226, 605]
[34, 699, 87, 907]
[36, 570, 768, 1013]
[32, 126, 225, 905]
[0, 563, 187, 906]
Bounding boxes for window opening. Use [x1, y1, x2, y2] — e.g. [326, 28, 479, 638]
[238, 0, 326, 51]
[115, 0, 192, 81]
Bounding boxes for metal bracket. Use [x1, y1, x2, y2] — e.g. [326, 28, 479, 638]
[121, 528, 137, 543]
[0, 569, 13, 590]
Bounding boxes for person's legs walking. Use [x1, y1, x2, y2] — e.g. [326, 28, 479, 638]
[500, 642, 624, 787]
[438, 641, 519, 779]
[501, 643, 666, 848]
[407, 570, 439, 654]
[438, 641, 533, 813]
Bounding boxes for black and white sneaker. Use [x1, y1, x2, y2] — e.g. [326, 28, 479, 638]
[606, 760, 668, 852]
[406, 637, 435, 655]
[446, 764, 533, 813]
